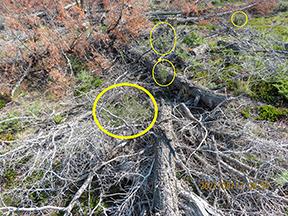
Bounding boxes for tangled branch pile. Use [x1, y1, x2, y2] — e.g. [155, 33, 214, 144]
[0, 0, 287, 215]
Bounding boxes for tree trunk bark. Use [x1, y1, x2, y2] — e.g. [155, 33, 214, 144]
[152, 102, 180, 215]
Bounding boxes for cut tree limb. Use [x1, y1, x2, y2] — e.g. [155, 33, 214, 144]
[170, 75, 227, 110]
[178, 187, 223, 216]
[148, 2, 258, 24]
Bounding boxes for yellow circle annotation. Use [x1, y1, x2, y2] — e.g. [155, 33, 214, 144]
[152, 58, 176, 87]
[231, 11, 248, 28]
[150, 21, 177, 56]
[92, 83, 158, 140]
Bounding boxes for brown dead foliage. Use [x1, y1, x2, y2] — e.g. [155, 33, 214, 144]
[0, 0, 150, 99]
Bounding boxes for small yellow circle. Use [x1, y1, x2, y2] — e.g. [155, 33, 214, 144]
[231, 11, 248, 28]
[92, 83, 158, 140]
[152, 58, 176, 87]
[150, 21, 177, 56]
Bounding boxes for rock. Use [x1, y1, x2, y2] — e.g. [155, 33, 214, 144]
[190, 44, 210, 57]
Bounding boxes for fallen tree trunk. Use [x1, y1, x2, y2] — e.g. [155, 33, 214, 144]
[124, 47, 227, 110]
[152, 102, 179, 215]
[153, 101, 222, 215]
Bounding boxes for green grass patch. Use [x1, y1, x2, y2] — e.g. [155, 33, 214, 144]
[0, 132, 15, 141]
[74, 70, 103, 96]
[3, 168, 17, 189]
[101, 93, 153, 130]
[24, 170, 45, 185]
[29, 190, 49, 205]
[242, 153, 261, 167]
[0, 112, 22, 140]
[70, 56, 88, 74]
[256, 105, 288, 122]
[249, 77, 287, 105]
[240, 107, 252, 119]
[249, 12, 288, 41]
[2, 194, 21, 206]
[0, 113, 22, 134]
[0, 98, 6, 109]
[250, 80, 278, 103]
[273, 75, 288, 100]
[28, 101, 42, 117]
[193, 71, 209, 79]
[29, 191, 48, 203]
[53, 114, 64, 124]
[80, 196, 108, 216]
[227, 79, 251, 96]
[175, 47, 191, 62]
[183, 32, 204, 47]
[275, 170, 288, 187]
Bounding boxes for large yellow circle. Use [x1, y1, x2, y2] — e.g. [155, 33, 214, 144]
[150, 21, 177, 56]
[231, 11, 248, 28]
[92, 83, 158, 140]
[152, 58, 176, 87]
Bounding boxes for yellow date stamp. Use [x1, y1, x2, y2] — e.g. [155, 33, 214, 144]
[198, 180, 270, 191]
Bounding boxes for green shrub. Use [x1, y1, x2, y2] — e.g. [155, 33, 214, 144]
[154, 61, 173, 85]
[3, 168, 17, 188]
[53, 114, 64, 124]
[222, 65, 251, 96]
[0, 132, 15, 141]
[29, 191, 49, 205]
[0, 112, 23, 141]
[232, 12, 247, 27]
[250, 80, 280, 104]
[273, 76, 288, 100]
[28, 101, 42, 116]
[175, 47, 190, 62]
[74, 70, 103, 96]
[221, 64, 242, 81]
[243, 153, 261, 167]
[0, 113, 22, 135]
[0, 99, 6, 109]
[70, 56, 88, 74]
[277, 1, 288, 12]
[240, 107, 251, 119]
[256, 105, 288, 122]
[275, 170, 288, 187]
[101, 94, 152, 129]
[2, 194, 21, 206]
[249, 12, 288, 41]
[228, 79, 251, 96]
[183, 32, 204, 47]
